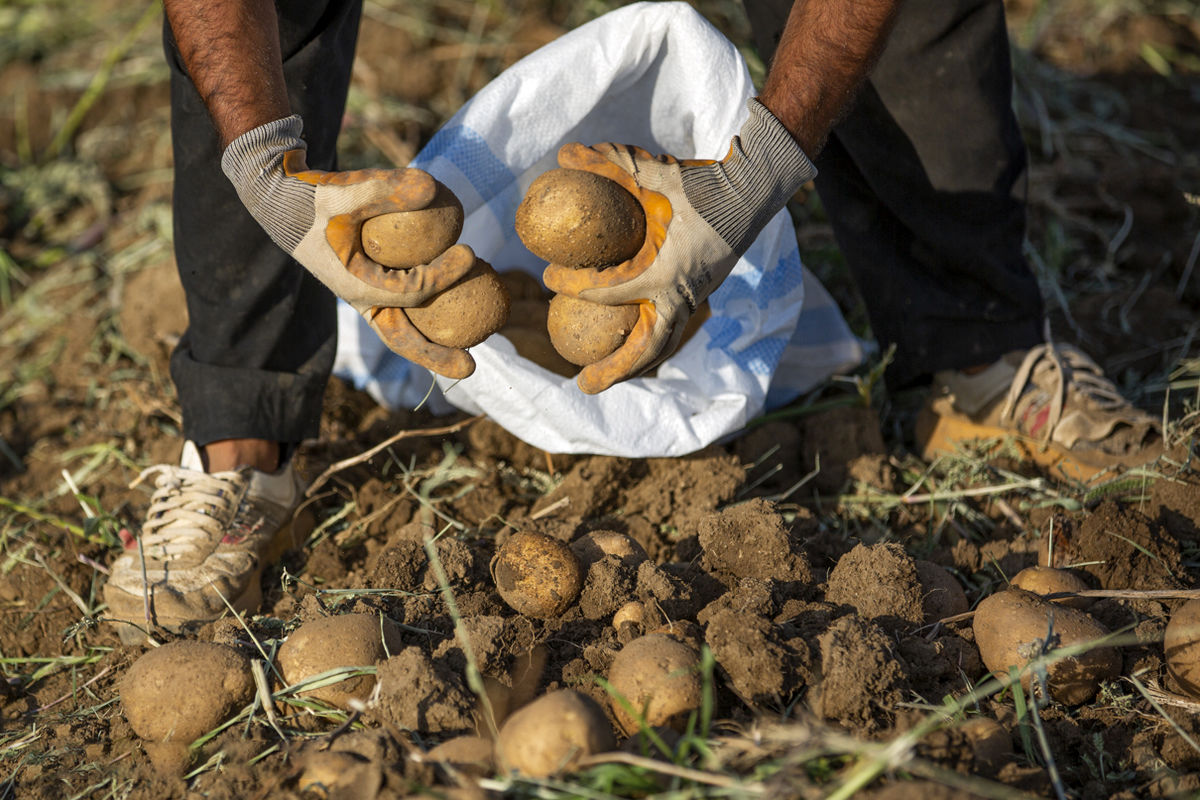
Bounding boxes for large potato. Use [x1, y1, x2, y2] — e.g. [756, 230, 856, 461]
[404, 259, 511, 349]
[491, 531, 584, 618]
[1165, 598, 1200, 697]
[515, 168, 645, 268]
[494, 689, 614, 777]
[607, 633, 703, 735]
[972, 588, 1120, 705]
[547, 293, 640, 366]
[277, 613, 404, 709]
[361, 180, 464, 269]
[121, 641, 254, 744]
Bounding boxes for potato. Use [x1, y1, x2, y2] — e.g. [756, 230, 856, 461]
[277, 613, 404, 709]
[491, 531, 584, 618]
[500, 298, 577, 377]
[427, 735, 495, 778]
[121, 641, 254, 744]
[547, 293, 640, 366]
[515, 168, 646, 268]
[1010, 566, 1092, 609]
[361, 180, 464, 269]
[297, 750, 372, 795]
[612, 600, 647, 629]
[570, 530, 649, 568]
[1165, 598, 1200, 697]
[607, 633, 703, 735]
[972, 588, 1121, 705]
[404, 259, 511, 349]
[494, 689, 615, 777]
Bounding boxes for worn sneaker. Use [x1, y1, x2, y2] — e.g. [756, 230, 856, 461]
[915, 343, 1162, 483]
[104, 442, 308, 644]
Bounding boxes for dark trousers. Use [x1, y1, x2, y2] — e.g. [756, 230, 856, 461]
[745, 0, 1045, 387]
[164, 1, 361, 448]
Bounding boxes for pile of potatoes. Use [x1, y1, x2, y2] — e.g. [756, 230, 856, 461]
[516, 168, 646, 367]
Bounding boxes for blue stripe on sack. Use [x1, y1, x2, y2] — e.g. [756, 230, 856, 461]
[791, 303, 859, 347]
[704, 316, 788, 377]
[413, 125, 514, 203]
[703, 248, 802, 376]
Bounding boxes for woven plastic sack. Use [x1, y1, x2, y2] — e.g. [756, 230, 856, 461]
[333, 1, 864, 457]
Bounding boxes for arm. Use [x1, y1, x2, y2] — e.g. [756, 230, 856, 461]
[162, 0, 480, 380]
[759, 0, 900, 155]
[163, 0, 290, 148]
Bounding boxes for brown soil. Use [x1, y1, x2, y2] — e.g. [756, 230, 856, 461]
[1, 2, 1199, 799]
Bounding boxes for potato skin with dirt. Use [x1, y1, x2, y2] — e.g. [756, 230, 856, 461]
[121, 641, 254, 743]
[515, 168, 645, 268]
[972, 588, 1120, 705]
[492, 531, 584, 618]
[1010, 566, 1092, 609]
[277, 613, 404, 709]
[607, 633, 703, 735]
[405, 259, 511, 349]
[361, 180, 464, 269]
[547, 293, 640, 366]
[494, 689, 615, 777]
[1165, 598, 1200, 697]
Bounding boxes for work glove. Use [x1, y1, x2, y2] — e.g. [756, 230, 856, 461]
[543, 99, 816, 394]
[222, 114, 476, 379]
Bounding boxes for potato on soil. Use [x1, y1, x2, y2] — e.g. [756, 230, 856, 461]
[404, 258, 511, 349]
[361, 180, 464, 269]
[494, 689, 615, 777]
[915, 560, 970, 622]
[1010, 565, 1092, 609]
[1165, 598, 1200, 697]
[121, 641, 254, 744]
[547, 293, 640, 366]
[972, 588, 1121, 705]
[427, 735, 495, 778]
[515, 168, 646, 268]
[277, 613, 404, 709]
[607, 633, 703, 735]
[491, 531, 584, 618]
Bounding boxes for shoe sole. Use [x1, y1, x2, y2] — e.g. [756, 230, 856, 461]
[914, 397, 1131, 485]
[112, 506, 315, 646]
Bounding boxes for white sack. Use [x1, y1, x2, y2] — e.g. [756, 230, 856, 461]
[333, 1, 864, 456]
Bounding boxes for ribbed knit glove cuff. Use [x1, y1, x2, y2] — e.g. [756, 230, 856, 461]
[681, 99, 817, 255]
[221, 114, 315, 254]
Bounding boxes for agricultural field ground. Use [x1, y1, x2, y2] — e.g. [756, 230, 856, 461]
[1, 0, 1199, 798]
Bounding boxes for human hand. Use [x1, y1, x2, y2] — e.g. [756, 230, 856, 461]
[222, 115, 476, 379]
[543, 99, 816, 394]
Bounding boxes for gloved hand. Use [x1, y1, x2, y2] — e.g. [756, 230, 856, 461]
[222, 114, 476, 379]
[543, 99, 816, 394]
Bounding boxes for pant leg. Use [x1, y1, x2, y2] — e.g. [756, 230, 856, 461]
[745, 0, 1044, 388]
[165, 1, 363, 448]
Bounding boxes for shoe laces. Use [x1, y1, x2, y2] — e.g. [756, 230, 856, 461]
[997, 341, 1127, 447]
[129, 464, 250, 560]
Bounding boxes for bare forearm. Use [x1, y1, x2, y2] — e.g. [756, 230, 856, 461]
[759, 0, 901, 156]
[164, 0, 291, 148]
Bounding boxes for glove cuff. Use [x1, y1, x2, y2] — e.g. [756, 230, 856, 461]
[221, 115, 314, 253]
[682, 98, 817, 254]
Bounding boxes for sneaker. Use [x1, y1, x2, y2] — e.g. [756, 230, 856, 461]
[915, 342, 1162, 483]
[104, 442, 309, 644]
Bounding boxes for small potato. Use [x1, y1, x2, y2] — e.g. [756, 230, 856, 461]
[491, 531, 584, 618]
[607, 633, 703, 735]
[361, 181, 464, 269]
[1165, 598, 1200, 698]
[915, 560, 970, 622]
[1010, 566, 1092, 609]
[404, 259, 511, 349]
[612, 601, 647, 629]
[570, 530, 649, 568]
[494, 689, 615, 777]
[547, 293, 640, 366]
[277, 613, 404, 709]
[972, 588, 1120, 705]
[121, 641, 254, 744]
[427, 735, 495, 778]
[515, 168, 646, 268]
